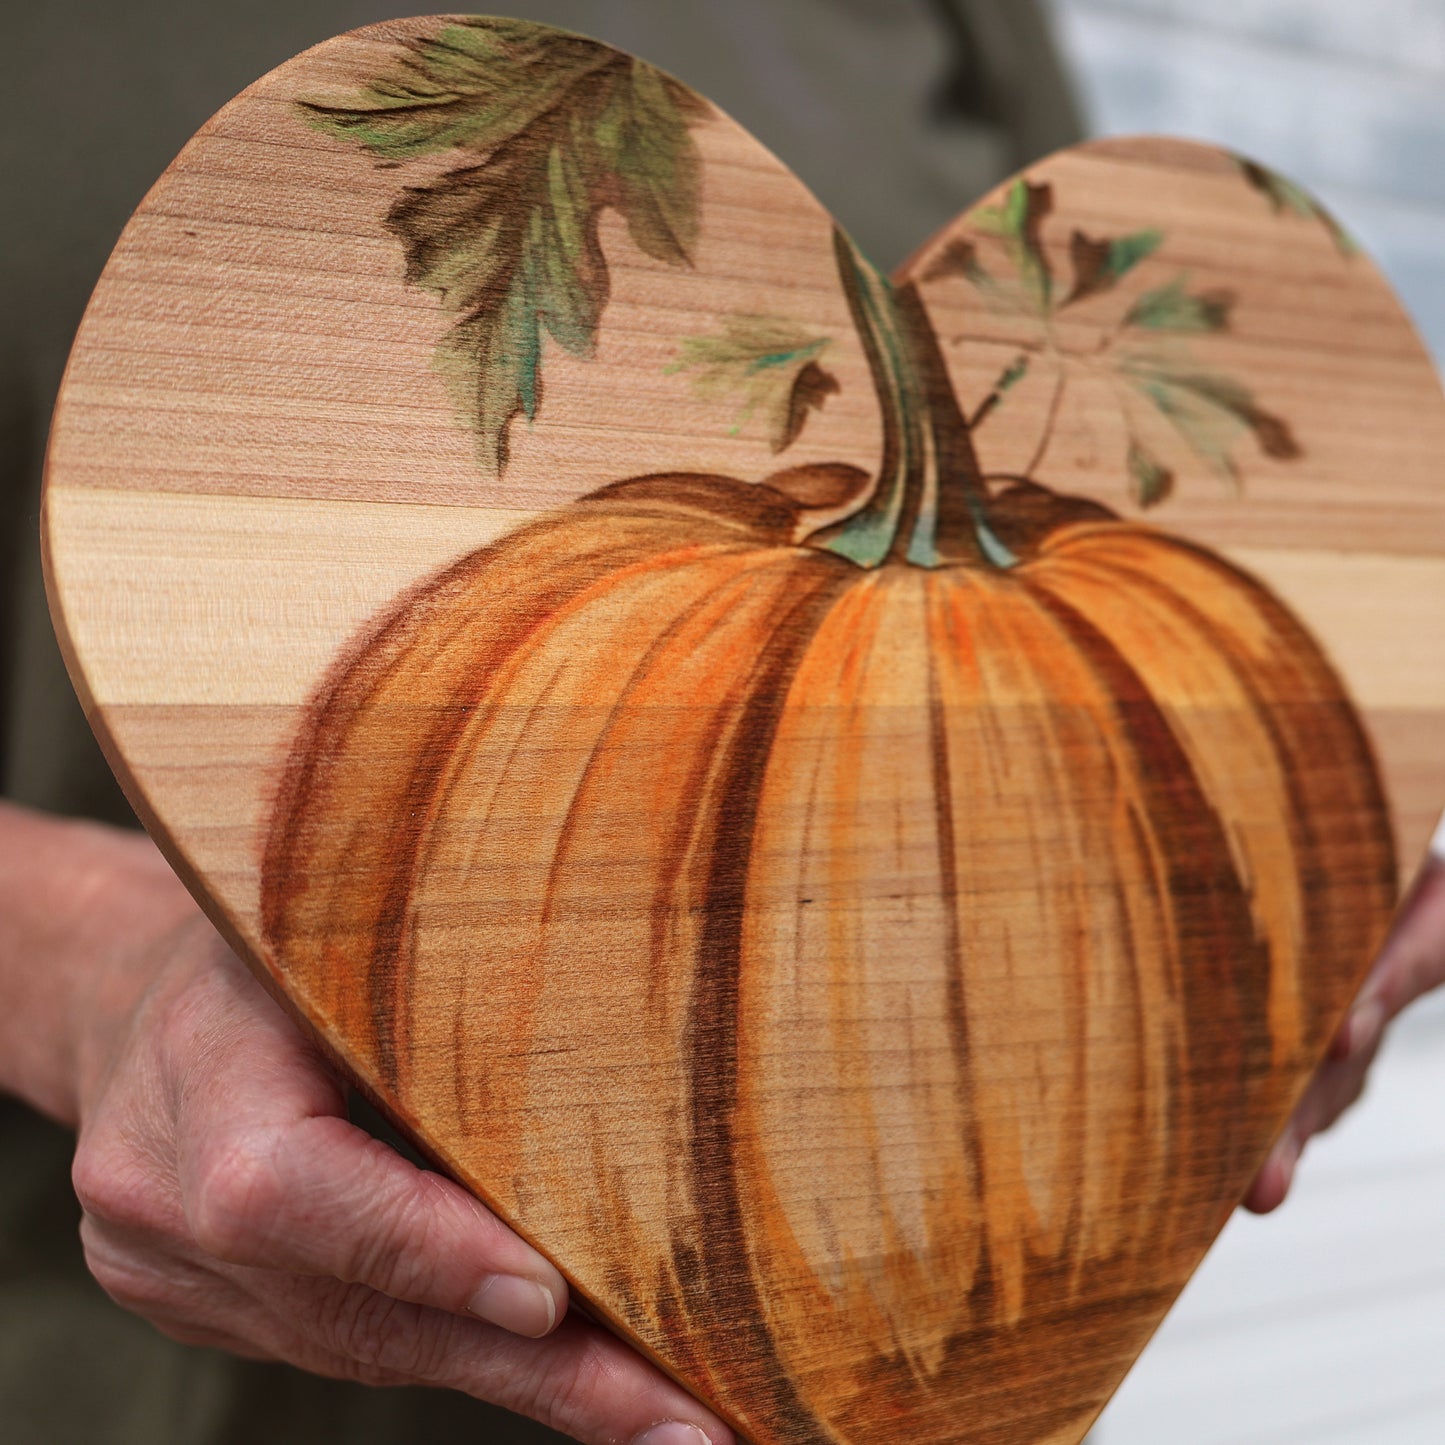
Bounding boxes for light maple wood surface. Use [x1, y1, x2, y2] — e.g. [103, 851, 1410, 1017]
[42, 16, 1445, 1445]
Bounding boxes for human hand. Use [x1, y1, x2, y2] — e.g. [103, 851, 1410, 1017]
[1, 807, 729, 1445]
[1243, 839, 1445, 1214]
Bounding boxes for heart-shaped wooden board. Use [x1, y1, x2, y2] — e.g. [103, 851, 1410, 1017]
[42, 15, 1445, 1445]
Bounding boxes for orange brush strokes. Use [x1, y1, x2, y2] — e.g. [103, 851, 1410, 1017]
[262, 470, 1394, 1445]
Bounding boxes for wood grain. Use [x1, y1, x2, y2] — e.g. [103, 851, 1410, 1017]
[42, 16, 1445, 1445]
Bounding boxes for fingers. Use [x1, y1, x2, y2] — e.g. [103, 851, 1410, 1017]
[1242, 1016, 1377, 1214]
[76, 932, 735, 1445]
[358, 1306, 736, 1445]
[467, 1313, 736, 1445]
[170, 964, 736, 1442]
[168, 956, 567, 1336]
[233, 1275, 734, 1444]
[70, 904, 738, 1444]
[85, 1113, 735, 1445]
[1243, 858, 1445, 1215]
[1241, 1147, 1292, 1214]
[187, 1115, 566, 1336]
[1371, 857, 1445, 1016]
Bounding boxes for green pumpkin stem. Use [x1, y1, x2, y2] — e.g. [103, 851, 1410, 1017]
[821, 227, 1016, 570]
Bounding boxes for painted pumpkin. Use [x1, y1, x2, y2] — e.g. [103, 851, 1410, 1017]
[262, 233, 1396, 1445]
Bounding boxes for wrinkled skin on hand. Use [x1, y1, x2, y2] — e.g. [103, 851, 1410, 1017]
[0, 805, 726, 1445]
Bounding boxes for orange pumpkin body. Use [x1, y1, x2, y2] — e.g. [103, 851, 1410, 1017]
[264, 472, 1394, 1445]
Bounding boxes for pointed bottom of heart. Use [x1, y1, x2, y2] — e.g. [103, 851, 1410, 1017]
[643, 1269, 1182, 1445]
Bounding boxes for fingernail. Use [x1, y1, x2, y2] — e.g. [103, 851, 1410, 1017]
[632, 1424, 713, 1445]
[468, 1275, 557, 1338]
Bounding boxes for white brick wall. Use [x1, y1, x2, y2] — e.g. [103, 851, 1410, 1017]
[1043, 3, 1445, 1439]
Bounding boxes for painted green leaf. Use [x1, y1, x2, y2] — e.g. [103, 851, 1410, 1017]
[1120, 354, 1301, 483]
[969, 179, 1054, 315]
[1127, 437, 1175, 508]
[302, 21, 616, 161]
[1125, 275, 1234, 332]
[1126, 369, 1247, 482]
[921, 234, 1043, 323]
[1235, 155, 1358, 256]
[668, 318, 838, 452]
[299, 19, 708, 474]
[995, 353, 1030, 395]
[1064, 227, 1163, 307]
[388, 137, 603, 468]
[593, 57, 702, 266]
[970, 352, 1032, 428]
[967, 270, 1041, 321]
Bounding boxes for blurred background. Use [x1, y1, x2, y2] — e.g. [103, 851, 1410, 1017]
[1050, 0, 1445, 364]
[3, 2, 1443, 1443]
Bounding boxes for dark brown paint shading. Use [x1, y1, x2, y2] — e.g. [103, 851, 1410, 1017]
[260, 20, 1397, 1445]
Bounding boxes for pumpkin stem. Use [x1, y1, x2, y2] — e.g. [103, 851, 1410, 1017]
[819, 227, 1017, 570]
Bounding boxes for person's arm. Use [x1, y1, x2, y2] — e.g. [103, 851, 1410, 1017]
[0, 799, 727, 1445]
[1244, 821, 1445, 1213]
